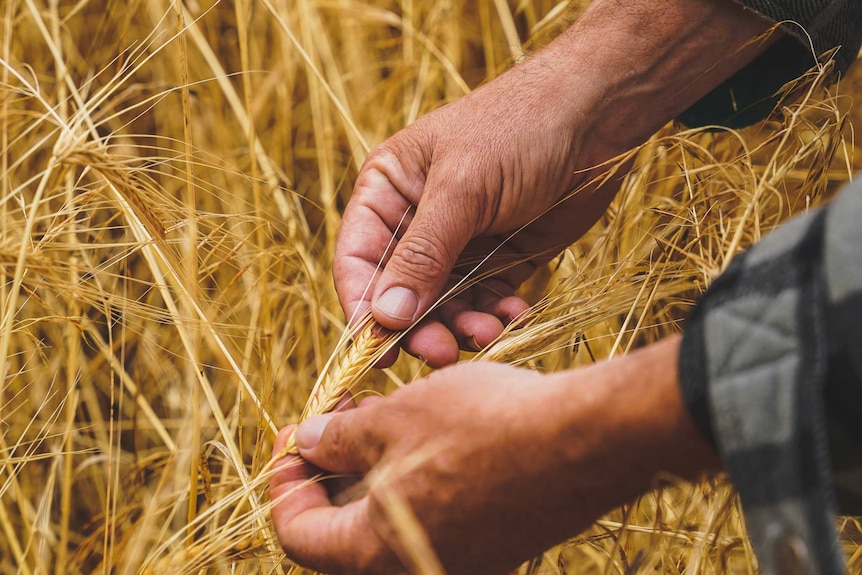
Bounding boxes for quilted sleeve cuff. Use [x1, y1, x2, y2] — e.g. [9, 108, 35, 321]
[678, 195, 849, 574]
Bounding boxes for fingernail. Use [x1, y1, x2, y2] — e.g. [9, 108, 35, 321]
[374, 286, 418, 321]
[469, 336, 482, 352]
[295, 414, 334, 450]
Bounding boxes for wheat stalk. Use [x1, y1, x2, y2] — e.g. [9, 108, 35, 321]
[1, 1, 858, 572]
[268, 314, 395, 463]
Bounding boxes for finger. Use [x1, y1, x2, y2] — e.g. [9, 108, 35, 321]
[401, 317, 460, 368]
[368, 322, 401, 369]
[472, 278, 531, 325]
[325, 396, 378, 505]
[436, 297, 505, 351]
[335, 165, 419, 329]
[452, 240, 538, 325]
[481, 295, 531, 326]
[296, 409, 385, 474]
[270, 426, 323, 486]
[274, 490, 386, 573]
[371, 171, 480, 330]
[272, 426, 389, 571]
[372, 345, 401, 369]
[270, 426, 332, 537]
[358, 395, 384, 408]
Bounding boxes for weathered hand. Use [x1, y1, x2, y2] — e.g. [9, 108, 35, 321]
[270, 338, 720, 575]
[334, 0, 773, 367]
[335, 50, 620, 368]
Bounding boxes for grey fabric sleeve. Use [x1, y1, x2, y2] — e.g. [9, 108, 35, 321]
[680, 0, 862, 128]
[678, 176, 862, 575]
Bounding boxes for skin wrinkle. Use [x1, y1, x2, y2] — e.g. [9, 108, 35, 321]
[389, 225, 455, 286]
[374, 134, 429, 194]
[350, 184, 411, 236]
[276, 339, 722, 574]
[274, 2, 774, 571]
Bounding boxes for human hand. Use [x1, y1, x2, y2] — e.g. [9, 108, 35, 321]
[335, 55, 621, 368]
[335, 0, 775, 368]
[270, 337, 721, 574]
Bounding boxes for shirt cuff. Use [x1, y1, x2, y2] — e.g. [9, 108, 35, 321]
[680, 0, 862, 129]
[676, 178, 862, 574]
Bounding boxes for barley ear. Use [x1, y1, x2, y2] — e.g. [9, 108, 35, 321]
[273, 315, 393, 460]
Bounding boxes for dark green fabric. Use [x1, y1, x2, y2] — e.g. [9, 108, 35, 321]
[681, 0, 862, 128]
[680, 36, 814, 128]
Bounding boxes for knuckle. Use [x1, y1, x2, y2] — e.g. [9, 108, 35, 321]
[320, 416, 346, 453]
[363, 144, 399, 174]
[322, 413, 384, 469]
[393, 233, 450, 283]
[362, 130, 428, 186]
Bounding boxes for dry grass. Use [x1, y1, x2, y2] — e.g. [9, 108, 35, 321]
[0, 1, 860, 573]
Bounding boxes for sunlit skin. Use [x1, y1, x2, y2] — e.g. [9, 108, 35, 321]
[272, 0, 778, 572]
[332, 0, 775, 367]
[271, 338, 721, 575]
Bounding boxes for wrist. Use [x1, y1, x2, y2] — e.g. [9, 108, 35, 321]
[533, 0, 776, 165]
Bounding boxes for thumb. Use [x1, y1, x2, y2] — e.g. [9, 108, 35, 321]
[372, 183, 476, 330]
[296, 410, 383, 474]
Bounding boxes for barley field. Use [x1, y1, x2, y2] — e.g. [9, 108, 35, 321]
[1, 1, 861, 573]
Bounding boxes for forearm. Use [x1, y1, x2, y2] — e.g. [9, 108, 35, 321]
[540, 336, 721, 525]
[512, 0, 775, 165]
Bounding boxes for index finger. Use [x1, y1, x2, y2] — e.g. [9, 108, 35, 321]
[335, 163, 419, 325]
[335, 168, 412, 371]
[270, 426, 387, 573]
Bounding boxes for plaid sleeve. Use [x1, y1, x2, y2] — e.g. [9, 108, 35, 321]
[680, 0, 862, 128]
[678, 176, 862, 575]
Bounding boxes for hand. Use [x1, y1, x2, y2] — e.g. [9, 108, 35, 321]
[334, 0, 774, 367]
[270, 337, 721, 575]
[335, 52, 620, 368]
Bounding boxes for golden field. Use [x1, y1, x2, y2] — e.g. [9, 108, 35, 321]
[1, 1, 861, 573]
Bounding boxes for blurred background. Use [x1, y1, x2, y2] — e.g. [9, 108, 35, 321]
[1, 1, 860, 573]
